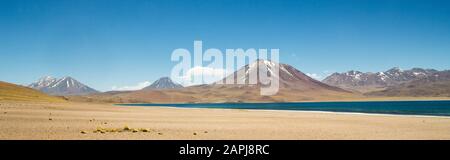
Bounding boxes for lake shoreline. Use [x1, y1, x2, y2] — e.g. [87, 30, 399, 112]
[123, 105, 450, 119]
[118, 100, 450, 117]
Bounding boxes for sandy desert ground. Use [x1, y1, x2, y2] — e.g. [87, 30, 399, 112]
[1, 101, 450, 140]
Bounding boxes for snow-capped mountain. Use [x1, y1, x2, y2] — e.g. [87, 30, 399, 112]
[368, 70, 450, 97]
[214, 59, 347, 92]
[142, 77, 183, 90]
[28, 76, 99, 95]
[322, 67, 439, 92]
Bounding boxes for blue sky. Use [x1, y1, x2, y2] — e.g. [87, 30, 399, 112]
[1, 0, 450, 91]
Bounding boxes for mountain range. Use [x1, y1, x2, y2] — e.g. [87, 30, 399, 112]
[322, 67, 450, 97]
[14, 60, 450, 103]
[367, 70, 450, 97]
[72, 60, 356, 103]
[322, 67, 440, 93]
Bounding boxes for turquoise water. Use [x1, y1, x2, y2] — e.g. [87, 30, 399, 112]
[118, 100, 450, 117]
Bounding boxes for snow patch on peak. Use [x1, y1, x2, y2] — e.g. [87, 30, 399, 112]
[262, 60, 276, 68]
[376, 72, 389, 81]
[280, 65, 293, 77]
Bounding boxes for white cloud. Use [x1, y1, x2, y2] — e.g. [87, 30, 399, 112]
[306, 73, 323, 80]
[306, 70, 335, 80]
[111, 81, 151, 91]
[173, 66, 229, 86]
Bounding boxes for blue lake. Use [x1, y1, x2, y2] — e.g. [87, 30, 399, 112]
[118, 100, 450, 117]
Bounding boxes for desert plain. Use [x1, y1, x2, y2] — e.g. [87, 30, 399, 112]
[1, 101, 450, 140]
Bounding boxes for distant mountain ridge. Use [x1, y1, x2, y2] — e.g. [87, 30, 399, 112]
[142, 77, 183, 90]
[29, 76, 99, 96]
[322, 67, 439, 93]
[367, 70, 450, 97]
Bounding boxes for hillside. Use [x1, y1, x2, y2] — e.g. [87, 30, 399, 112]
[0, 81, 65, 102]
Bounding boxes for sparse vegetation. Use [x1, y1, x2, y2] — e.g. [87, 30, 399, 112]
[91, 126, 154, 134]
[123, 125, 130, 131]
[139, 128, 150, 132]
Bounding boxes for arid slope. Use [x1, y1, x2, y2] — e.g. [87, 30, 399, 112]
[0, 81, 65, 102]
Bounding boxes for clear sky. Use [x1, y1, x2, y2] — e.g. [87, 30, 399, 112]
[1, 0, 450, 91]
